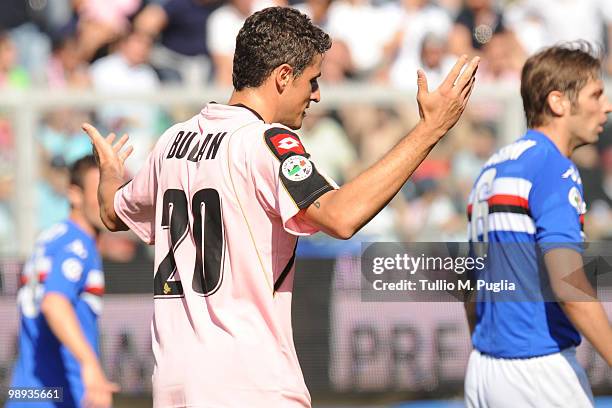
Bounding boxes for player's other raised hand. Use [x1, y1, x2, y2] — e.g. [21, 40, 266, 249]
[82, 123, 133, 178]
[416, 54, 480, 136]
[81, 123, 133, 231]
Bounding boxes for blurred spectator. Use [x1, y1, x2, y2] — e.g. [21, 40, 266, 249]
[36, 157, 70, 231]
[0, 0, 32, 30]
[398, 178, 464, 241]
[0, 183, 15, 254]
[72, 0, 143, 62]
[207, 0, 255, 86]
[324, 0, 400, 81]
[90, 30, 160, 175]
[0, 0, 51, 84]
[134, 0, 221, 85]
[391, 32, 455, 89]
[477, 33, 521, 84]
[0, 33, 30, 89]
[573, 145, 612, 239]
[298, 111, 358, 184]
[437, 0, 462, 16]
[206, 0, 282, 85]
[0, 117, 15, 254]
[451, 121, 496, 202]
[448, 0, 507, 56]
[505, 0, 612, 74]
[387, 0, 453, 88]
[503, 0, 548, 56]
[46, 34, 91, 88]
[37, 110, 92, 167]
[342, 106, 409, 168]
[295, 0, 333, 28]
[295, 0, 351, 83]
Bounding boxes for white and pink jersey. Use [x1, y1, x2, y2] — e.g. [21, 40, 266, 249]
[114, 103, 337, 407]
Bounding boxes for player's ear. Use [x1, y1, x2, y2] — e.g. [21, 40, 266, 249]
[547, 90, 570, 117]
[67, 184, 84, 210]
[275, 64, 294, 93]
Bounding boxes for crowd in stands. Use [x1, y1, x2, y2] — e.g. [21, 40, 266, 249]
[2, 0, 612, 257]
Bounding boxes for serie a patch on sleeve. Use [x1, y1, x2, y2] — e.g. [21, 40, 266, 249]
[264, 127, 334, 209]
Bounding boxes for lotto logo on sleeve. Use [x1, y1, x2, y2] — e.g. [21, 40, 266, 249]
[270, 133, 305, 155]
[281, 155, 313, 181]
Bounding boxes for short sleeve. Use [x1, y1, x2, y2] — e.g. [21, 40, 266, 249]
[252, 127, 338, 236]
[44, 250, 87, 303]
[114, 149, 158, 244]
[529, 164, 584, 253]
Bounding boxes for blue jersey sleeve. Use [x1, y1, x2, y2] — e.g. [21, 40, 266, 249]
[529, 163, 584, 252]
[44, 249, 87, 303]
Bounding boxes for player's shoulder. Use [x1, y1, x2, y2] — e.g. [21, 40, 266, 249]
[153, 115, 201, 156]
[35, 221, 94, 268]
[521, 131, 577, 182]
[35, 222, 71, 249]
[481, 131, 554, 179]
[160, 117, 198, 142]
[260, 124, 307, 161]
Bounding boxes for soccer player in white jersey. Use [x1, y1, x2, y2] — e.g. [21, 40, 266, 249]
[84, 7, 479, 407]
[465, 43, 612, 408]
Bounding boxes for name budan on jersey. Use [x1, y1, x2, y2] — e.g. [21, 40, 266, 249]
[166, 131, 227, 161]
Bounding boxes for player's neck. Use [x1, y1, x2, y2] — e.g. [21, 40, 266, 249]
[69, 212, 98, 241]
[533, 124, 573, 157]
[228, 88, 276, 124]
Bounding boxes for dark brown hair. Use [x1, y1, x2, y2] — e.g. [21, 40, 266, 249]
[521, 41, 602, 128]
[232, 7, 331, 91]
[70, 155, 98, 189]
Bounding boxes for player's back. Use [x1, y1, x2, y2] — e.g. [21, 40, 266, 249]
[116, 103, 328, 407]
[467, 129, 584, 358]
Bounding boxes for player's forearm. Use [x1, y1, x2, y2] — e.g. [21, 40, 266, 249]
[98, 166, 128, 231]
[306, 121, 444, 238]
[560, 301, 612, 366]
[41, 293, 100, 367]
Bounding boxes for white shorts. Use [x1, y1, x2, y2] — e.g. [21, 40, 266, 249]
[465, 348, 594, 408]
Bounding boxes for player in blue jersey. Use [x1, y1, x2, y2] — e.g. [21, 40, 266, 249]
[8, 155, 118, 408]
[465, 43, 612, 407]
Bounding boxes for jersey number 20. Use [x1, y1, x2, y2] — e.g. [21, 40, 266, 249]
[153, 188, 224, 298]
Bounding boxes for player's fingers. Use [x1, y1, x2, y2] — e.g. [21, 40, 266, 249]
[461, 77, 476, 108]
[455, 56, 480, 93]
[460, 76, 476, 101]
[119, 145, 134, 163]
[441, 55, 468, 90]
[105, 133, 116, 146]
[416, 69, 429, 98]
[81, 123, 105, 144]
[112, 133, 129, 153]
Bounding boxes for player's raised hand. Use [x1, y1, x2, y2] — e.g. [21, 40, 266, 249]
[416, 55, 480, 136]
[82, 123, 133, 178]
[81, 359, 120, 408]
